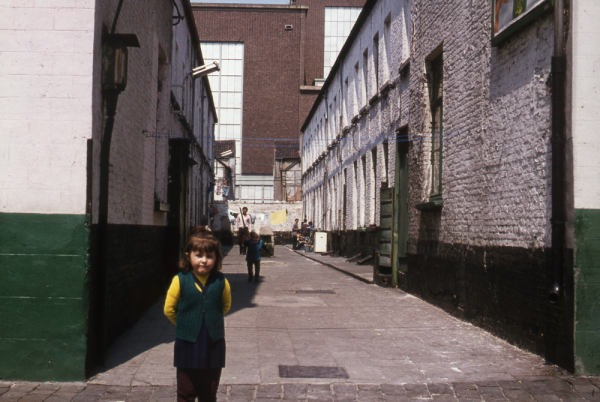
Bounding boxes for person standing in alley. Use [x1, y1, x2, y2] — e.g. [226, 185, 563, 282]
[245, 230, 271, 282]
[291, 218, 299, 250]
[234, 206, 252, 255]
[300, 219, 310, 238]
[164, 227, 231, 402]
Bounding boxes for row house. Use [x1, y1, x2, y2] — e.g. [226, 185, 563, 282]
[301, 0, 600, 374]
[0, 0, 217, 381]
[301, 0, 410, 258]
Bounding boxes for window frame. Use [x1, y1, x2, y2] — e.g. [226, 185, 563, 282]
[428, 53, 443, 199]
[491, 0, 554, 46]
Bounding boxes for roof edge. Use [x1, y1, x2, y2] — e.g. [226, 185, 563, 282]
[300, 0, 378, 133]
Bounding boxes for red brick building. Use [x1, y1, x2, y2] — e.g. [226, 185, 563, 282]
[193, 0, 364, 201]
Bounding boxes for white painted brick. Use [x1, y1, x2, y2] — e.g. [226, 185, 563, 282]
[0, 0, 35, 7]
[5, 188, 62, 213]
[34, 0, 95, 8]
[29, 31, 77, 53]
[51, 52, 94, 76]
[28, 120, 75, 140]
[0, 7, 55, 30]
[0, 51, 54, 76]
[0, 30, 33, 52]
[53, 8, 95, 31]
[0, 75, 32, 98]
[29, 75, 74, 98]
[0, 98, 53, 121]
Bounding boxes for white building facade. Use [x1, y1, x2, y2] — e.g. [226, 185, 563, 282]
[301, 0, 410, 233]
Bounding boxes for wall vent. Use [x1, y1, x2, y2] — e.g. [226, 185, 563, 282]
[285, 25, 293, 30]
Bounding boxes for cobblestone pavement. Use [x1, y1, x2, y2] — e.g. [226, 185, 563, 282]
[1, 378, 600, 401]
[2, 246, 599, 401]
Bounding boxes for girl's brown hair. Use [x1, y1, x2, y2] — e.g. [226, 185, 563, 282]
[179, 226, 223, 272]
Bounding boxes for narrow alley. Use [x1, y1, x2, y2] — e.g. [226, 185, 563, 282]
[2, 246, 598, 401]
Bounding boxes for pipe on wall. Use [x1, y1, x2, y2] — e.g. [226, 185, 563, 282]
[549, 0, 566, 303]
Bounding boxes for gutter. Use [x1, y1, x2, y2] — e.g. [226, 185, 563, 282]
[549, 0, 566, 303]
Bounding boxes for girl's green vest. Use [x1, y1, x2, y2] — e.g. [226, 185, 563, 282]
[176, 271, 225, 342]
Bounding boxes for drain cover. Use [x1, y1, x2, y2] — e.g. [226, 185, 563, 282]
[295, 290, 336, 294]
[278, 365, 349, 379]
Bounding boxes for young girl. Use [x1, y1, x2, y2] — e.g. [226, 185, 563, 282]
[245, 231, 271, 282]
[164, 227, 231, 402]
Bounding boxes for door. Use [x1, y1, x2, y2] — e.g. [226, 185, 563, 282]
[394, 131, 409, 281]
[379, 187, 395, 277]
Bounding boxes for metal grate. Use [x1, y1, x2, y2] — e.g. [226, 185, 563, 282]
[295, 290, 336, 294]
[278, 365, 349, 379]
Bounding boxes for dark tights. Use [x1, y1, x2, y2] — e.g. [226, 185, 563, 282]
[247, 260, 260, 280]
[176, 367, 221, 402]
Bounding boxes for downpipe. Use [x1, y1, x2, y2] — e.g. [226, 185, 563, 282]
[549, 0, 566, 303]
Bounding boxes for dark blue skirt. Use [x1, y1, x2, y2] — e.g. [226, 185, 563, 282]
[174, 317, 226, 369]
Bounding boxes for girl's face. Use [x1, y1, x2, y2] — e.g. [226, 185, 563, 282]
[188, 250, 216, 276]
[251, 233, 259, 243]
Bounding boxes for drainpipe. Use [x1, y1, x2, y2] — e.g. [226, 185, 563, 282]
[549, 0, 566, 303]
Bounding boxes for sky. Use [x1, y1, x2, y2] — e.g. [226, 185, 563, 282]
[191, 0, 289, 4]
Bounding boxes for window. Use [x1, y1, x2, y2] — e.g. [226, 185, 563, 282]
[353, 161, 358, 228]
[361, 155, 367, 227]
[383, 14, 391, 82]
[492, 0, 550, 46]
[354, 63, 360, 114]
[363, 49, 369, 103]
[371, 148, 377, 222]
[373, 33, 379, 91]
[344, 77, 349, 123]
[201, 42, 244, 175]
[428, 52, 443, 198]
[324, 7, 362, 77]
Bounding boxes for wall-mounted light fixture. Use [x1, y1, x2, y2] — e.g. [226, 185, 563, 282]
[102, 33, 140, 93]
[192, 61, 220, 79]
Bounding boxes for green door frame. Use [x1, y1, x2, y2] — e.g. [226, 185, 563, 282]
[392, 129, 409, 285]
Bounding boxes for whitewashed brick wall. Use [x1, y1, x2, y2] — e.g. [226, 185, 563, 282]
[301, 0, 410, 231]
[0, 0, 96, 214]
[572, 0, 600, 210]
[408, 0, 553, 250]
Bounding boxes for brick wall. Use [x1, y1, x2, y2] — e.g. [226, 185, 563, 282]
[0, 1, 96, 215]
[406, 0, 572, 369]
[408, 1, 553, 250]
[193, 5, 306, 176]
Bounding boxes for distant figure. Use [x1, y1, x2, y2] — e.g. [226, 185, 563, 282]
[309, 221, 314, 234]
[164, 227, 231, 402]
[300, 219, 310, 237]
[245, 231, 271, 283]
[234, 206, 252, 255]
[291, 218, 299, 250]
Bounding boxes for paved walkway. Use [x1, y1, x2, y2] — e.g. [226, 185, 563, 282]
[2, 245, 599, 401]
[291, 247, 374, 283]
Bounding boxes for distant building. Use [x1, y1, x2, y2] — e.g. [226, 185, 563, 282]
[193, 0, 364, 202]
[0, 0, 216, 381]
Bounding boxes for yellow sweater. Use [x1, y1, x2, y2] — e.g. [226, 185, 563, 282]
[164, 273, 231, 325]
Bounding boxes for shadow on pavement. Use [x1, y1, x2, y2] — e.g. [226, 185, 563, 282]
[90, 298, 174, 375]
[221, 245, 233, 256]
[222, 273, 259, 316]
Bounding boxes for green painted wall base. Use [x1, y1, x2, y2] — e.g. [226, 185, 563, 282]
[574, 208, 600, 375]
[0, 213, 90, 381]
